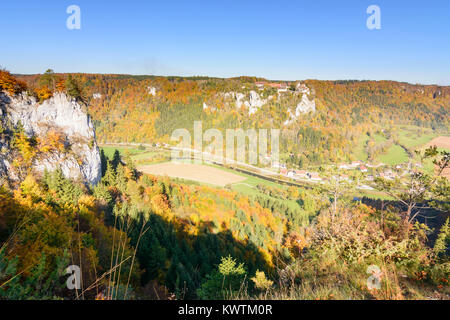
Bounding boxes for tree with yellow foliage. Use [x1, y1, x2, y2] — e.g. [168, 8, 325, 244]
[11, 128, 37, 181]
[34, 86, 53, 103]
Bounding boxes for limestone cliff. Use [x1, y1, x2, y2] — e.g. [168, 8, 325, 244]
[0, 92, 101, 185]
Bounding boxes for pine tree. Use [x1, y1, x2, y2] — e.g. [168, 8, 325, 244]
[65, 74, 81, 100]
[100, 149, 108, 177]
[39, 69, 56, 90]
[111, 150, 121, 171]
[115, 163, 128, 192]
[434, 218, 450, 256]
[102, 161, 116, 186]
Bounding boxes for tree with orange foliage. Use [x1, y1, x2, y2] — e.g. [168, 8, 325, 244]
[55, 78, 66, 92]
[38, 130, 66, 154]
[0, 69, 27, 95]
[150, 194, 170, 215]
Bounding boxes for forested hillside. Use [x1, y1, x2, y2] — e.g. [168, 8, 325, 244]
[16, 72, 449, 168]
[1, 70, 448, 300]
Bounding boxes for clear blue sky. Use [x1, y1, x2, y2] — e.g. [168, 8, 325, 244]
[1, 0, 449, 85]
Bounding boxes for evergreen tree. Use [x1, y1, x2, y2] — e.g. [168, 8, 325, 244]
[115, 163, 128, 192]
[64, 74, 81, 100]
[111, 149, 121, 171]
[102, 161, 116, 186]
[39, 69, 56, 90]
[100, 149, 108, 177]
[93, 183, 113, 204]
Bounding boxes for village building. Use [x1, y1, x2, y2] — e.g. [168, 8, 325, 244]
[308, 172, 322, 181]
[295, 170, 309, 178]
[255, 81, 266, 90]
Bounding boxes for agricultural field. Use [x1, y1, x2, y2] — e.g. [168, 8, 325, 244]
[369, 133, 410, 165]
[354, 126, 442, 166]
[101, 145, 148, 159]
[425, 136, 450, 150]
[137, 162, 246, 187]
[420, 136, 450, 177]
[102, 144, 304, 203]
[353, 133, 370, 161]
[377, 144, 409, 165]
[100, 145, 171, 164]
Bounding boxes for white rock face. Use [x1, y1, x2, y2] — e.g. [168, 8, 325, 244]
[0, 92, 101, 185]
[224, 91, 267, 115]
[235, 92, 245, 108]
[283, 93, 316, 126]
[283, 108, 295, 126]
[294, 94, 315, 116]
[222, 87, 313, 118]
[147, 86, 157, 96]
[247, 90, 267, 115]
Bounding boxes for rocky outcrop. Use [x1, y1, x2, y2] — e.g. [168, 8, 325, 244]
[223, 91, 268, 115]
[247, 90, 267, 115]
[294, 94, 315, 115]
[221, 84, 315, 119]
[0, 92, 101, 185]
[147, 86, 157, 96]
[283, 94, 316, 126]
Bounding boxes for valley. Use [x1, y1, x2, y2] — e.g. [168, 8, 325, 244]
[1, 0, 450, 306]
[0, 70, 448, 301]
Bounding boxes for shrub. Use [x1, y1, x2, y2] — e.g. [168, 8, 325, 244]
[197, 256, 247, 299]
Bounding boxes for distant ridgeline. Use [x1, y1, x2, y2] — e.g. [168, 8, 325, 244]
[17, 74, 450, 167]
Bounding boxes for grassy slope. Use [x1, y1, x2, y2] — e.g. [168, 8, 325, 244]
[378, 144, 409, 165]
[397, 125, 437, 149]
[101, 145, 147, 159]
[353, 133, 370, 161]
[371, 133, 410, 165]
[352, 126, 440, 166]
